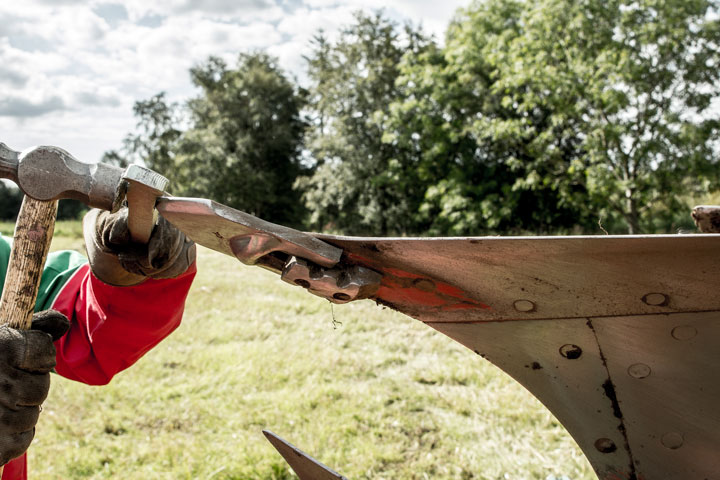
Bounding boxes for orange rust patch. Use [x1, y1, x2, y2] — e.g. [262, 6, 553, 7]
[378, 269, 490, 311]
[376, 285, 447, 307]
[346, 251, 490, 311]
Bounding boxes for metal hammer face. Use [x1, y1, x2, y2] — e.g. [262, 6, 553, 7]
[1, 143, 126, 211]
[0, 143, 169, 241]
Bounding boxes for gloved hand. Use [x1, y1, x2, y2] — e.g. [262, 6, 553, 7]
[0, 310, 70, 466]
[692, 205, 720, 233]
[84, 208, 196, 286]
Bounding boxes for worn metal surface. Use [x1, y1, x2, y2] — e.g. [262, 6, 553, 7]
[592, 312, 720, 478]
[122, 164, 168, 243]
[281, 256, 382, 304]
[263, 430, 348, 480]
[316, 234, 720, 322]
[313, 233, 720, 480]
[431, 319, 634, 479]
[157, 197, 382, 303]
[431, 313, 720, 480]
[152, 199, 720, 478]
[0, 144, 125, 211]
[157, 197, 341, 272]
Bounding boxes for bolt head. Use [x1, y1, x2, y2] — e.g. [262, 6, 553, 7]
[559, 344, 582, 359]
[661, 432, 684, 449]
[671, 325, 697, 341]
[627, 363, 651, 379]
[594, 438, 617, 453]
[513, 299, 536, 313]
[642, 292, 669, 306]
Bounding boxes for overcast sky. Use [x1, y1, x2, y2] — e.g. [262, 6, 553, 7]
[0, 0, 469, 164]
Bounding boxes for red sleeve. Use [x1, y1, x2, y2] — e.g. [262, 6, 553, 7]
[1, 452, 26, 480]
[50, 263, 196, 385]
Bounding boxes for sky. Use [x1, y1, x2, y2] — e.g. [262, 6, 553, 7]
[0, 0, 469, 165]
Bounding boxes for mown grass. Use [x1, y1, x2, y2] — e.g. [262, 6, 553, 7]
[0, 221, 595, 479]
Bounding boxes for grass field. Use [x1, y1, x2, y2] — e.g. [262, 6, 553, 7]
[1, 221, 594, 479]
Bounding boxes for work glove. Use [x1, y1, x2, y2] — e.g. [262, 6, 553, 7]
[692, 205, 720, 233]
[84, 207, 196, 286]
[0, 310, 70, 466]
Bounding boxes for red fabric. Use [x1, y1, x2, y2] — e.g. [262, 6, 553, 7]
[2, 263, 196, 479]
[1, 455, 25, 480]
[53, 263, 196, 385]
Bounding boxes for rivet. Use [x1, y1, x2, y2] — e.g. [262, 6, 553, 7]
[559, 344, 583, 359]
[594, 438, 617, 453]
[627, 363, 651, 379]
[671, 326, 697, 341]
[294, 279, 311, 288]
[413, 278, 436, 292]
[642, 293, 669, 306]
[513, 299, 536, 312]
[661, 432, 683, 449]
[333, 292, 351, 301]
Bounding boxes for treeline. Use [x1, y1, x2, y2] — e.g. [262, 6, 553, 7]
[0, 184, 86, 221]
[33, 0, 720, 234]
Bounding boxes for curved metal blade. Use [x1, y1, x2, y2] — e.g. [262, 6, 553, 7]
[314, 233, 720, 480]
[157, 197, 341, 273]
[263, 430, 348, 480]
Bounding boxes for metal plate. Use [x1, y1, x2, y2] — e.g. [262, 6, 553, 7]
[313, 233, 720, 480]
[429, 318, 633, 480]
[153, 199, 720, 479]
[317, 234, 720, 322]
[593, 312, 720, 479]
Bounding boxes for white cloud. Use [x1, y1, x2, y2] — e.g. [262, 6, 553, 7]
[0, 38, 70, 73]
[271, 5, 356, 83]
[276, 6, 355, 39]
[0, 96, 65, 118]
[0, 0, 471, 162]
[118, 0, 283, 22]
[0, 69, 28, 87]
[298, 0, 468, 39]
[0, 105, 137, 164]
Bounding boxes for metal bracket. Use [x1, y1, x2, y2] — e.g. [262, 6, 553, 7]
[122, 164, 169, 243]
[156, 197, 383, 304]
[281, 256, 382, 304]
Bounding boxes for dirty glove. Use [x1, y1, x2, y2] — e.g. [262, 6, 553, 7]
[0, 310, 70, 466]
[84, 208, 196, 286]
[692, 205, 720, 233]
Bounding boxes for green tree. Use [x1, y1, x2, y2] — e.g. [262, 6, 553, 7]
[104, 93, 181, 175]
[386, 5, 591, 236]
[174, 53, 308, 225]
[0, 184, 85, 221]
[425, 0, 720, 234]
[299, 12, 432, 235]
[106, 54, 308, 226]
[0, 183, 22, 220]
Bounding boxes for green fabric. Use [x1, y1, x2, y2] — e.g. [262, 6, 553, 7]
[0, 233, 9, 292]
[0, 232, 87, 312]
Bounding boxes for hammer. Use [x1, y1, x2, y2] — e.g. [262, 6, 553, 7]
[0, 143, 167, 469]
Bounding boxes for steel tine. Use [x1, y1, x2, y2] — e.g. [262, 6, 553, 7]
[263, 430, 348, 480]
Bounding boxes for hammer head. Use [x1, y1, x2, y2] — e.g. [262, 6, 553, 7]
[1, 144, 169, 224]
[16, 145, 126, 211]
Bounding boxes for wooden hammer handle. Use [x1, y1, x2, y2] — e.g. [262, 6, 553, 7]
[0, 196, 57, 472]
[0, 196, 58, 328]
